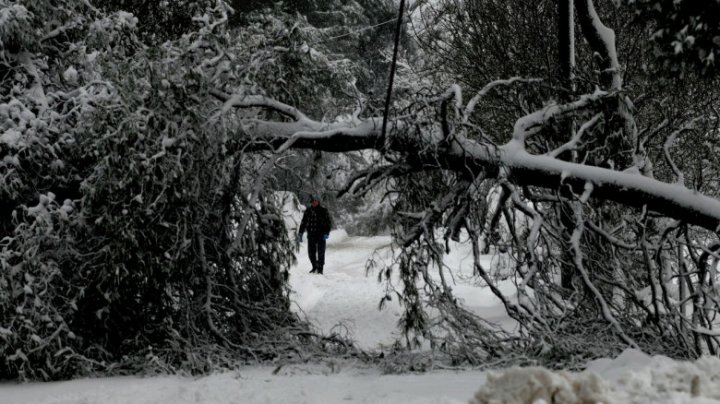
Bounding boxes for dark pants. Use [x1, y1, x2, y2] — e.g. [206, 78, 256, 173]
[307, 235, 326, 272]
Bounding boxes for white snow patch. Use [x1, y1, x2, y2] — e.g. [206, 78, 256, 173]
[62, 66, 78, 84]
[0, 367, 485, 404]
[0, 129, 22, 147]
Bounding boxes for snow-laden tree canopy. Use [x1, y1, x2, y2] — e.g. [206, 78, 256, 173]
[2, 0, 720, 381]
[0, 0, 366, 380]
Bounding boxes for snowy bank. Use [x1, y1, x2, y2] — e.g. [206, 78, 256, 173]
[3, 349, 720, 404]
[473, 349, 720, 403]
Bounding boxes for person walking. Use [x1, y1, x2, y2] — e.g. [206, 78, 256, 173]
[297, 195, 332, 274]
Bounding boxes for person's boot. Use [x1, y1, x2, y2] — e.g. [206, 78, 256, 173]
[309, 266, 317, 274]
[317, 266, 323, 275]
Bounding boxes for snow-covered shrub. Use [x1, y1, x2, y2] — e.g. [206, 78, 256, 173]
[1, 0, 352, 381]
[0, 1, 33, 52]
[0, 195, 87, 380]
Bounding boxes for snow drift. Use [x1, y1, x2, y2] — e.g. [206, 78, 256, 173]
[472, 350, 720, 404]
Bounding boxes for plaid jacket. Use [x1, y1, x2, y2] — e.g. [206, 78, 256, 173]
[299, 206, 332, 237]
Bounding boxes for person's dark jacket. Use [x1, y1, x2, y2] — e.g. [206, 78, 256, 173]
[299, 205, 332, 238]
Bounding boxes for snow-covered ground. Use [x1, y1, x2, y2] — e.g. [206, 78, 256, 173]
[2, 231, 720, 403]
[290, 230, 515, 349]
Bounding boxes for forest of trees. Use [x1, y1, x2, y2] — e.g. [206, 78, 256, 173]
[1, 0, 719, 381]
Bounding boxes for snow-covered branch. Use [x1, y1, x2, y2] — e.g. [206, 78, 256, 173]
[575, 0, 621, 90]
[463, 77, 542, 123]
[548, 113, 602, 158]
[211, 89, 309, 121]
[509, 90, 612, 149]
[216, 90, 720, 233]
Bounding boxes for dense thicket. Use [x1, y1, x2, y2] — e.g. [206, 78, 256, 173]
[0, 0, 360, 380]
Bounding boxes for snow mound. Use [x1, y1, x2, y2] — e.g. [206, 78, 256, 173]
[584, 348, 652, 381]
[469, 367, 610, 404]
[617, 354, 720, 403]
[471, 352, 720, 404]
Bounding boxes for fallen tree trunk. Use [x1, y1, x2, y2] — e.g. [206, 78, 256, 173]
[212, 89, 720, 233]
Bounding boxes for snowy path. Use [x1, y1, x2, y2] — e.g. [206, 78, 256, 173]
[289, 230, 515, 349]
[290, 232, 408, 349]
[290, 231, 401, 349]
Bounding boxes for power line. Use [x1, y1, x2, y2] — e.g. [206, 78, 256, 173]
[319, 18, 397, 43]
